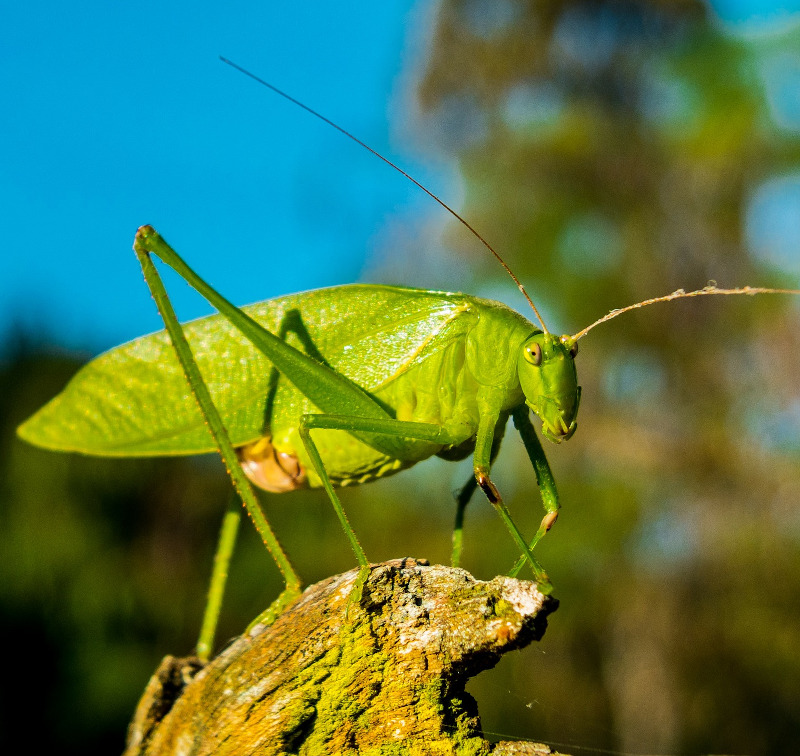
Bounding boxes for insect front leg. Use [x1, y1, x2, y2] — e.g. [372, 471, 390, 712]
[473, 410, 552, 591]
[506, 405, 561, 578]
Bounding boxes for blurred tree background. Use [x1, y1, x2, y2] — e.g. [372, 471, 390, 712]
[2, 0, 800, 754]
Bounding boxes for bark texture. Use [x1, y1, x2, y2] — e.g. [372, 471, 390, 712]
[124, 558, 562, 755]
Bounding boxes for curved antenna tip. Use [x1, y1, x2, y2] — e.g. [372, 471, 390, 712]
[571, 284, 800, 341]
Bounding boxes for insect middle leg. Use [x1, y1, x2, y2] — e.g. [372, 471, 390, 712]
[298, 414, 463, 568]
[299, 413, 550, 590]
[507, 406, 560, 578]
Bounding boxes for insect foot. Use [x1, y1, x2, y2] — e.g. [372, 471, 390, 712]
[122, 559, 559, 756]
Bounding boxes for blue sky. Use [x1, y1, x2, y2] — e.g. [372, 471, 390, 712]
[2, 0, 799, 353]
[713, 0, 800, 29]
[2, 1, 442, 351]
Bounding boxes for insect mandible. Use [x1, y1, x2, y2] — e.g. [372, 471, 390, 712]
[16, 60, 800, 659]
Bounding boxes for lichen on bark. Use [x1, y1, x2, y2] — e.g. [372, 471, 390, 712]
[124, 558, 561, 755]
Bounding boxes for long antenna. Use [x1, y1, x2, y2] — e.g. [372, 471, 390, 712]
[219, 56, 550, 334]
[571, 284, 800, 342]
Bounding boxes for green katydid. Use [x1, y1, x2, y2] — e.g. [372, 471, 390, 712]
[15, 62, 800, 661]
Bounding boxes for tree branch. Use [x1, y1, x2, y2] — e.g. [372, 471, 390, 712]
[124, 558, 563, 755]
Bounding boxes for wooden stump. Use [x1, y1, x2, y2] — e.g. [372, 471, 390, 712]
[124, 558, 561, 755]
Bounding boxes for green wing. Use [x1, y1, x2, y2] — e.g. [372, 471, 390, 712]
[17, 285, 476, 456]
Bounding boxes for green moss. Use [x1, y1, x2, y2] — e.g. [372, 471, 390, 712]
[286, 602, 493, 754]
[297, 616, 386, 752]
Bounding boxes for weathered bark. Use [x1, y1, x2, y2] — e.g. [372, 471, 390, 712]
[124, 558, 563, 755]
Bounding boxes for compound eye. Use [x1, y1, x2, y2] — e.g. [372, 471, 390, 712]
[525, 342, 542, 366]
[561, 335, 578, 358]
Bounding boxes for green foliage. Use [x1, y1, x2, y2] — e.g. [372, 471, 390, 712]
[416, 1, 800, 753]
